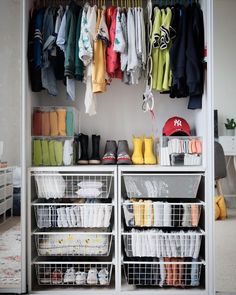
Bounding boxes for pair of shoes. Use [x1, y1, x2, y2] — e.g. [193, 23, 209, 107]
[102, 140, 132, 165]
[132, 136, 157, 165]
[77, 134, 101, 165]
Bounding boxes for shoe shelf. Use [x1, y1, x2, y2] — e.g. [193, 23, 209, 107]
[118, 166, 206, 292]
[34, 261, 113, 286]
[28, 167, 118, 293]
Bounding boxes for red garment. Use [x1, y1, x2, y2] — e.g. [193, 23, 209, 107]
[32, 110, 42, 136]
[106, 7, 123, 79]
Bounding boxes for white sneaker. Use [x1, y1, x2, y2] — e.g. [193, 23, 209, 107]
[98, 268, 109, 285]
[64, 267, 75, 283]
[87, 268, 98, 285]
[75, 271, 87, 285]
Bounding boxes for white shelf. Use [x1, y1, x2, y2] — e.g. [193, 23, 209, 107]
[118, 165, 206, 173]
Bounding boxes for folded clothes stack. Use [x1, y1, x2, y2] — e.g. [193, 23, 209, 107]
[40, 266, 109, 285]
[76, 181, 105, 198]
[36, 204, 112, 229]
[161, 137, 202, 166]
[126, 258, 200, 287]
[123, 200, 200, 227]
[32, 108, 74, 137]
[34, 174, 66, 199]
[124, 229, 202, 259]
[33, 139, 74, 166]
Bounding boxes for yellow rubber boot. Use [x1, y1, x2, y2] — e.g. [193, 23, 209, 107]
[131, 136, 144, 165]
[144, 137, 157, 165]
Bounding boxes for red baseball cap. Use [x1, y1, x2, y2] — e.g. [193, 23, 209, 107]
[163, 116, 191, 136]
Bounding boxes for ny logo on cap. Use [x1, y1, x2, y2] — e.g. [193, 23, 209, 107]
[174, 119, 182, 127]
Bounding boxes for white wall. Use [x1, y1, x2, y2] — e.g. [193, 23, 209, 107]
[0, 0, 21, 166]
[214, 0, 236, 199]
[214, 0, 236, 136]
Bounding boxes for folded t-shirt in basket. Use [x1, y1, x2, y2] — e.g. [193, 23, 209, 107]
[76, 188, 102, 198]
[77, 181, 103, 189]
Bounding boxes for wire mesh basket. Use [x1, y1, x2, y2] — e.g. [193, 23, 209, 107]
[33, 173, 113, 199]
[35, 262, 113, 286]
[33, 203, 113, 229]
[123, 259, 203, 287]
[122, 230, 203, 258]
[123, 201, 203, 228]
[34, 232, 113, 256]
[160, 136, 203, 166]
[123, 174, 201, 199]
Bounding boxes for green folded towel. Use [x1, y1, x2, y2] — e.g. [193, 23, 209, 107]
[33, 140, 42, 166]
[49, 140, 57, 166]
[41, 140, 50, 166]
[54, 140, 63, 166]
[66, 110, 74, 137]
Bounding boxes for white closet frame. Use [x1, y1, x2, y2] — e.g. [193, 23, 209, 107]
[20, 0, 215, 294]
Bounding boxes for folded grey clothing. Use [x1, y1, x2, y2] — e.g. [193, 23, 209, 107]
[77, 181, 103, 189]
[153, 202, 164, 226]
[123, 200, 135, 226]
[163, 203, 172, 227]
[76, 188, 102, 198]
[37, 206, 51, 228]
[182, 204, 192, 226]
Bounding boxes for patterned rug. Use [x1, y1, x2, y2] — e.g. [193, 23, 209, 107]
[0, 223, 21, 287]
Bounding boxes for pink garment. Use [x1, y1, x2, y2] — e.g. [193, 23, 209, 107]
[106, 7, 123, 79]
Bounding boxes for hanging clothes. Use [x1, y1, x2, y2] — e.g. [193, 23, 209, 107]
[41, 7, 58, 96]
[186, 3, 205, 110]
[106, 7, 123, 79]
[170, 5, 188, 98]
[28, 8, 43, 92]
[92, 8, 109, 93]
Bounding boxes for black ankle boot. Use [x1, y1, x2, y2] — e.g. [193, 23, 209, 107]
[89, 135, 101, 164]
[78, 133, 89, 164]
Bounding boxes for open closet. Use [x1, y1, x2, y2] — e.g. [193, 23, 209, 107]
[21, 0, 214, 294]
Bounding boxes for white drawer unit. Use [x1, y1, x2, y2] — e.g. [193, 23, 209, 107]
[219, 136, 236, 155]
[0, 167, 13, 225]
[28, 166, 118, 293]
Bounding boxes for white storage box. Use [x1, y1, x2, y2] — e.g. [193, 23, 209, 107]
[123, 230, 204, 258]
[0, 174, 5, 187]
[34, 232, 112, 257]
[6, 197, 13, 210]
[33, 203, 113, 229]
[160, 136, 202, 166]
[5, 185, 13, 197]
[34, 173, 113, 199]
[123, 174, 201, 199]
[35, 262, 113, 286]
[123, 259, 203, 287]
[0, 187, 5, 201]
[123, 201, 203, 228]
[0, 201, 6, 215]
[6, 172, 13, 185]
